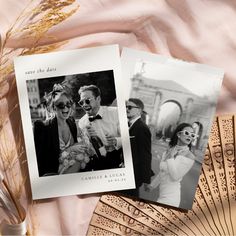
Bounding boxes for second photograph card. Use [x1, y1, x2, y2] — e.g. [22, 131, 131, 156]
[120, 47, 224, 210]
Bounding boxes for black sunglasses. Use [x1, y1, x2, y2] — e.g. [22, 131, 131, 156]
[55, 102, 73, 109]
[78, 98, 93, 106]
[126, 105, 139, 110]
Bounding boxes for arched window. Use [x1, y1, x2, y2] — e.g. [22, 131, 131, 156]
[156, 100, 182, 139]
[192, 122, 203, 147]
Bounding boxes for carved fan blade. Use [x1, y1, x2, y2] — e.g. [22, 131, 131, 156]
[87, 115, 236, 236]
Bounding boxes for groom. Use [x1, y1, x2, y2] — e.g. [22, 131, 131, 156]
[78, 84, 123, 170]
[125, 98, 153, 197]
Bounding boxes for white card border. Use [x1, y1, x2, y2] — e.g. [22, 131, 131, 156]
[120, 47, 224, 209]
[14, 45, 135, 199]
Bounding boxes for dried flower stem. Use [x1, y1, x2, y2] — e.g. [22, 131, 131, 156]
[0, 0, 34, 62]
[0, 0, 79, 83]
[0, 1, 79, 234]
[2, 179, 24, 223]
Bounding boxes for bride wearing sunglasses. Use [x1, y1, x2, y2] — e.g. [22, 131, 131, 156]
[147, 123, 197, 208]
[34, 84, 94, 176]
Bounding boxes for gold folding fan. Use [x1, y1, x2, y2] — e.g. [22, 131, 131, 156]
[87, 115, 236, 236]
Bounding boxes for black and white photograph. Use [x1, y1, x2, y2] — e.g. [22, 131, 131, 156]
[27, 70, 124, 176]
[14, 45, 135, 199]
[121, 48, 224, 209]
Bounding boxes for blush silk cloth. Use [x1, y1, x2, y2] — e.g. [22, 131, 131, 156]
[1, 0, 236, 235]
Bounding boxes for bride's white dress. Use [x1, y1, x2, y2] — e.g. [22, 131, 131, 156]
[151, 146, 195, 207]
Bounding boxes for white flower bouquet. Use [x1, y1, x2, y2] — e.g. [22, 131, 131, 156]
[58, 130, 95, 174]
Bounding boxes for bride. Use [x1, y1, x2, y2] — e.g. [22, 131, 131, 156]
[34, 83, 94, 176]
[147, 123, 196, 207]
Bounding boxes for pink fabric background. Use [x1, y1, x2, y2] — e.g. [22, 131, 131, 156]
[1, 0, 236, 235]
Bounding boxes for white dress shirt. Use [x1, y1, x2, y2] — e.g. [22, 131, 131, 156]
[128, 115, 141, 129]
[78, 106, 122, 150]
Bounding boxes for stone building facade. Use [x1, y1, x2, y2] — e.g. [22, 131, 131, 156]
[27, 79, 40, 108]
[130, 72, 216, 155]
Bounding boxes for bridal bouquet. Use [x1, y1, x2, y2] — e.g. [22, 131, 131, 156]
[58, 129, 95, 174]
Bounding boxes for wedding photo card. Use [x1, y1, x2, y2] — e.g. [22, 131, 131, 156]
[120, 47, 224, 210]
[14, 45, 135, 199]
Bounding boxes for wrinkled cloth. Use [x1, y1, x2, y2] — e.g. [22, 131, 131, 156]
[1, 0, 236, 235]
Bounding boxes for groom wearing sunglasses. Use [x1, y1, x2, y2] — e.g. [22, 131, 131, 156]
[78, 85, 123, 170]
[123, 98, 153, 197]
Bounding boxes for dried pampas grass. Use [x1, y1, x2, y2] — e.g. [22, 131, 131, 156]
[0, 0, 79, 234]
[0, 0, 79, 82]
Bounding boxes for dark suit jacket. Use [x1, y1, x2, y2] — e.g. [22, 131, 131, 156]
[34, 116, 77, 177]
[129, 118, 153, 187]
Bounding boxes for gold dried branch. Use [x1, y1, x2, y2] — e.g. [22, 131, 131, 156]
[0, 0, 79, 83]
[0, 65, 14, 80]
[20, 7, 78, 39]
[0, 40, 68, 79]
[21, 40, 69, 55]
[0, 122, 24, 198]
[32, 0, 76, 14]
[0, 0, 79, 234]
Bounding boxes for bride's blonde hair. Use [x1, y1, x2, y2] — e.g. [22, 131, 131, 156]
[44, 83, 73, 118]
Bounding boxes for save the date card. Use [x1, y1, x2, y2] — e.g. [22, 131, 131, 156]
[14, 45, 135, 199]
